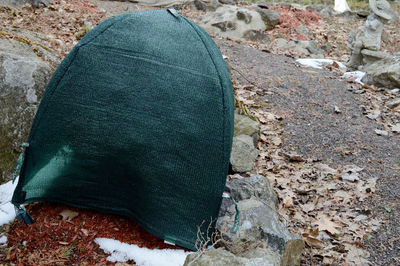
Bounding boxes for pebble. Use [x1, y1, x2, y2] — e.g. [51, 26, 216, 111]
[386, 98, 400, 109]
[374, 129, 388, 136]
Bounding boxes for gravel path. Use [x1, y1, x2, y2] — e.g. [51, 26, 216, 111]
[216, 39, 400, 265]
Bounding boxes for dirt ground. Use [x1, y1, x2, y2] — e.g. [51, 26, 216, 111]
[217, 39, 400, 265]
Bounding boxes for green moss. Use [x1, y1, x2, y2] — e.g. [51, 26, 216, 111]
[75, 24, 93, 40]
[0, 127, 19, 184]
[16, 37, 31, 45]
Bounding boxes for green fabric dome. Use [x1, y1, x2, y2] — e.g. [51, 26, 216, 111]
[12, 9, 234, 250]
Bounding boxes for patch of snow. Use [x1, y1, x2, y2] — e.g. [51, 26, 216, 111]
[0, 179, 18, 226]
[334, 0, 351, 13]
[0, 235, 7, 247]
[95, 238, 192, 266]
[296, 58, 346, 69]
[241, 220, 252, 230]
[342, 71, 366, 85]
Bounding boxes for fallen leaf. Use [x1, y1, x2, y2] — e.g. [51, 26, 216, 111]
[59, 209, 79, 221]
[312, 214, 342, 235]
[344, 245, 370, 265]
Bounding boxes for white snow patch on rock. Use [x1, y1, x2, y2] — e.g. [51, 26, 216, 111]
[95, 238, 192, 266]
[0, 235, 7, 247]
[342, 71, 366, 85]
[296, 58, 346, 69]
[0, 179, 18, 226]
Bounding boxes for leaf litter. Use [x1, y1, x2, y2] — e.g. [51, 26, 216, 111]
[234, 83, 380, 264]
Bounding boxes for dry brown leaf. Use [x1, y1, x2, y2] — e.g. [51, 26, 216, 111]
[312, 214, 342, 235]
[282, 195, 294, 208]
[59, 209, 79, 221]
[344, 245, 371, 266]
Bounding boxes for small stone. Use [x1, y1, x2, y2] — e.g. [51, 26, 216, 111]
[354, 89, 366, 94]
[334, 105, 342, 113]
[356, 9, 370, 17]
[218, 0, 237, 4]
[386, 98, 400, 109]
[374, 129, 388, 136]
[234, 111, 260, 143]
[391, 124, 400, 133]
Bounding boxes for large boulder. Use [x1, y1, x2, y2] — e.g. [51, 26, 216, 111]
[0, 38, 53, 182]
[200, 5, 267, 42]
[217, 175, 304, 265]
[362, 54, 400, 89]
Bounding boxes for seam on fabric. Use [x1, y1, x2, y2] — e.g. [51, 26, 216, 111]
[91, 46, 218, 80]
[182, 17, 227, 184]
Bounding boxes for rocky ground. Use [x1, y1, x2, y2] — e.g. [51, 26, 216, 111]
[0, 0, 399, 265]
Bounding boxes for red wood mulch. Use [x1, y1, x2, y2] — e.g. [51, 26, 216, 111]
[269, 6, 323, 41]
[2, 202, 184, 265]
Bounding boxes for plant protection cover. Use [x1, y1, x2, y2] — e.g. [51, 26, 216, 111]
[11, 9, 234, 250]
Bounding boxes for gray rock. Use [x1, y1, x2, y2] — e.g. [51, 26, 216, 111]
[361, 49, 390, 66]
[272, 38, 289, 50]
[0, 38, 53, 181]
[374, 129, 389, 136]
[0, 0, 25, 8]
[243, 30, 271, 44]
[194, 0, 206, 11]
[255, 1, 271, 9]
[272, 38, 323, 57]
[218, 0, 237, 4]
[305, 4, 328, 13]
[357, 9, 370, 17]
[386, 98, 400, 109]
[201, 5, 266, 42]
[362, 55, 400, 89]
[217, 196, 303, 264]
[255, 7, 280, 30]
[221, 175, 278, 213]
[206, 0, 222, 12]
[296, 25, 310, 36]
[237, 10, 252, 24]
[0, 0, 51, 8]
[234, 111, 260, 143]
[296, 40, 323, 55]
[319, 6, 335, 19]
[230, 135, 259, 173]
[183, 247, 280, 266]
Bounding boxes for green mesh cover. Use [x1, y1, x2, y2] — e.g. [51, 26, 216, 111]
[11, 9, 234, 250]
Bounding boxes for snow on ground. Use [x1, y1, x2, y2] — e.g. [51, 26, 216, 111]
[95, 238, 192, 266]
[342, 71, 366, 85]
[296, 58, 347, 69]
[0, 179, 18, 227]
[0, 235, 7, 247]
